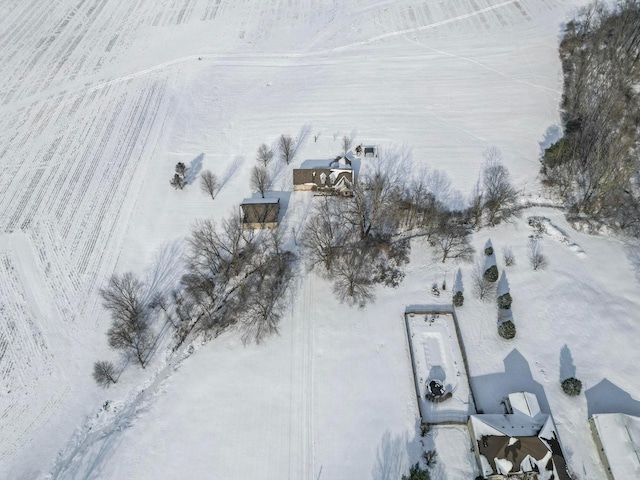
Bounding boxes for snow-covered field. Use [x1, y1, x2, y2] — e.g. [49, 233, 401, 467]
[5, 0, 640, 479]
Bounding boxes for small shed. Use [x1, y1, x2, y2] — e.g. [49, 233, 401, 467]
[240, 198, 280, 229]
[364, 146, 376, 157]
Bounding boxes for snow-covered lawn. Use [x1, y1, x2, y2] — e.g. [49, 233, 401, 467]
[6, 0, 640, 479]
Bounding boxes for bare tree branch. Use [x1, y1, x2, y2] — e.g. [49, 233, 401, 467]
[92, 360, 118, 387]
[250, 165, 271, 198]
[256, 143, 274, 167]
[200, 170, 219, 199]
[278, 134, 295, 164]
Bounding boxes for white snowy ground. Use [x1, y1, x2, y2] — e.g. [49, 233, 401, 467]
[4, 0, 639, 479]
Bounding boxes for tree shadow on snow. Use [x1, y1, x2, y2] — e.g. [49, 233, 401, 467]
[470, 349, 550, 414]
[585, 379, 640, 418]
[454, 269, 464, 295]
[559, 344, 576, 382]
[185, 153, 203, 184]
[218, 155, 246, 194]
[142, 239, 186, 304]
[269, 155, 291, 191]
[624, 240, 640, 282]
[371, 424, 423, 480]
[292, 123, 312, 160]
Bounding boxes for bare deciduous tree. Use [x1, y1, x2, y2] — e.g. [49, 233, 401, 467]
[299, 147, 419, 306]
[432, 215, 475, 263]
[278, 134, 295, 164]
[250, 165, 272, 198]
[92, 360, 118, 387]
[331, 246, 376, 308]
[528, 237, 548, 270]
[482, 148, 518, 225]
[343, 148, 409, 239]
[301, 197, 348, 270]
[256, 143, 274, 167]
[101, 272, 152, 368]
[468, 178, 484, 228]
[199, 170, 219, 199]
[107, 316, 152, 368]
[241, 241, 294, 344]
[341, 135, 352, 155]
[180, 213, 293, 344]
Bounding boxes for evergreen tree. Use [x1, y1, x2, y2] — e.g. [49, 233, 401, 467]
[170, 162, 188, 189]
[402, 462, 430, 480]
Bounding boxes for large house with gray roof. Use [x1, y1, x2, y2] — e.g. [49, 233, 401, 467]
[292, 155, 354, 196]
[468, 392, 570, 480]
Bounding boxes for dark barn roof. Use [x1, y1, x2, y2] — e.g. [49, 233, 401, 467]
[479, 436, 550, 475]
[240, 198, 279, 225]
[292, 168, 353, 186]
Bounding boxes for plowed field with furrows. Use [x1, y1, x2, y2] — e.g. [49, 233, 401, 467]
[0, 249, 67, 464]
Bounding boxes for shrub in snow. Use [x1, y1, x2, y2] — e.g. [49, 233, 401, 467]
[484, 264, 498, 282]
[402, 462, 430, 480]
[484, 239, 494, 256]
[503, 246, 515, 266]
[498, 320, 516, 339]
[561, 377, 583, 396]
[453, 291, 464, 307]
[528, 237, 548, 271]
[497, 292, 512, 309]
[422, 450, 437, 467]
[420, 423, 429, 437]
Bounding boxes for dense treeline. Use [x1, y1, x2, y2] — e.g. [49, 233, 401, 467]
[541, 0, 640, 234]
[94, 216, 295, 381]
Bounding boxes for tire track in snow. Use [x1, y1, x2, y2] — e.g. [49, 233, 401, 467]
[398, 29, 561, 97]
[302, 273, 315, 480]
[289, 271, 315, 480]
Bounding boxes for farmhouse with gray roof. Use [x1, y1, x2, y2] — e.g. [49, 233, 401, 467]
[292, 155, 354, 196]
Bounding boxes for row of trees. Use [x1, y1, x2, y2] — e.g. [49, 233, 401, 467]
[300, 146, 519, 306]
[541, 0, 640, 235]
[94, 214, 295, 386]
[172, 132, 297, 200]
[255, 134, 296, 167]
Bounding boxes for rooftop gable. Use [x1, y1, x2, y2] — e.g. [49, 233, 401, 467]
[592, 413, 640, 479]
[509, 392, 542, 418]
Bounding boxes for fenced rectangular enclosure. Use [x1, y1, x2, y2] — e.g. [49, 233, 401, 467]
[404, 305, 476, 425]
